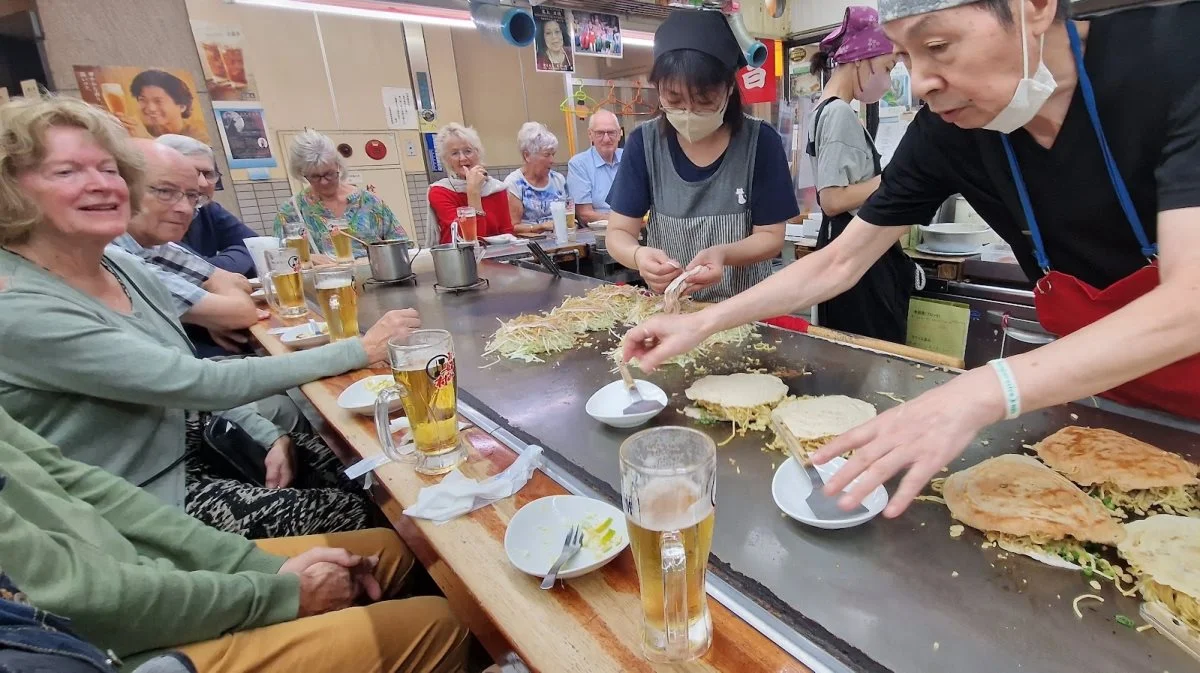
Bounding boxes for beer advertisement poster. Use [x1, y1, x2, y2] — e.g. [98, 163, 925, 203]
[212, 101, 277, 169]
[74, 65, 212, 144]
[571, 11, 622, 59]
[533, 6, 574, 73]
[190, 21, 260, 102]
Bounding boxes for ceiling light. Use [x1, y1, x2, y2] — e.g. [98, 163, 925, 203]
[231, 0, 476, 29]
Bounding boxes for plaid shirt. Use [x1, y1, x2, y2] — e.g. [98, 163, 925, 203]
[108, 234, 215, 316]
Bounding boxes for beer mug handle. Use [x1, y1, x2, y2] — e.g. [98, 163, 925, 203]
[660, 530, 690, 661]
[325, 293, 343, 340]
[264, 272, 282, 314]
[374, 386, 416, 463]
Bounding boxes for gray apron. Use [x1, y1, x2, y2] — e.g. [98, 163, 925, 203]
[643, 117, 771, 303]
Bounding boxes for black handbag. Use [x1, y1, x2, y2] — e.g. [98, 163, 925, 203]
[201, 414, 270, 487]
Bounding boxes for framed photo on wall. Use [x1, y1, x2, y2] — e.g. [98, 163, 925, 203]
[533, 6, 574, 73]
[571, 10, 622, 59]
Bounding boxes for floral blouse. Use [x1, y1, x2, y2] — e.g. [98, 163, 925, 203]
[273, 187, 406, 259]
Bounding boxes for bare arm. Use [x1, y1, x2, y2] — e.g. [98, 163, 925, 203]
[576, 203, 605, 225]
[710, 224, 786, 267]
[182, 287, 258, 331]
[818, 176, 882, 217]
[605, 212, 646, 269]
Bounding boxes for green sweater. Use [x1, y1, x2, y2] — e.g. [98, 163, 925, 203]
[0, 248, 368, 507]
[0, 407, 300, 664]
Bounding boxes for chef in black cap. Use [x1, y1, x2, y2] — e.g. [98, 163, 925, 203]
[605, 9, 799, 303]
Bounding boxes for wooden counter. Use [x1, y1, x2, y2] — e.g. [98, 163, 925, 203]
[250, 319, 810, 673]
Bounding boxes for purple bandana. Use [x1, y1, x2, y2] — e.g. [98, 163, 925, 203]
[821, 6, 894, 66]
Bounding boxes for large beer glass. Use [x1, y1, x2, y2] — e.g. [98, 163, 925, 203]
[373, 330, 466, 475]
[315, 266, 358, 340]
[328, 218, 354, 262]
[263, 247, 308, 318]
[283, 220, 311, 267]
[620, 426, 716, 663]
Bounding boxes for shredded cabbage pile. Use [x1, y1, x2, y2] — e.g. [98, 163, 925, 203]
[1089, 482, 1200, 518]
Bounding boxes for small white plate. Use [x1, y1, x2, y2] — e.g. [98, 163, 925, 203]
[279, 323, 329, 350]
[772, 457, 888, 529]
[915, 244, 986, 257]
[250, 287, 266, 302]
[337, 374, 405, 416]
[586, 379, 667, 429]
[505, 495, 629, 580]
[589, 220, 608, 230]
[483, 234, 523, 245]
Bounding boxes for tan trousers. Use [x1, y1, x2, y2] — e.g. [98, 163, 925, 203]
[177, 529, 469, 673]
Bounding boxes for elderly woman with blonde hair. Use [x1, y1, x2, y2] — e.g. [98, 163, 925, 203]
[426, 122, 513, 244]
[274, 129, 406, 262]
[504, 122, 567, 234]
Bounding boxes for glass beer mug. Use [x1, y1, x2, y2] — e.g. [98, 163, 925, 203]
[620, 426, 716, 662]
[314, 266, 358, 340]
[283, 220, 311, 267]
[263, 247, 308, 318]
[328, 218, 354, 262]
[373, 330, 467, 475]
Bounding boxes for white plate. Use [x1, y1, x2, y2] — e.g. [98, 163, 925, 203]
[483, 234, 523, 245]
[279, 323, 329, 350]
[337, 374, 405, 416]
[505, 495, 629, 580]
[589, 220, 608, 230]
[250, 288, 266, 302]
[249, 277, 262, 288]
[772, 457, 888, 529]
[586, 379, 667, 429]
[915, 244, 986, 257]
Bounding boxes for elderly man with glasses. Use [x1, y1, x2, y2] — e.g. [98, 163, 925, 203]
[157, 134, 259, 279]
[566, 109, 624, 225]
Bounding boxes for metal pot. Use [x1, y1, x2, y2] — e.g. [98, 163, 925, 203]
[431, 242, 480, 288]
[367, 239, 420, 281]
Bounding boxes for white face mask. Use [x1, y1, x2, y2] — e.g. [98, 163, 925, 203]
[856, 62, 894, 105]
[983, 1, 1058, 133]
[665, 96, 729, 143]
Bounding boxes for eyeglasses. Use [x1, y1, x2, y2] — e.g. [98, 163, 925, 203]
[590, 130, 620, 138]
[305, 170, 339, 183]
[447, 148, 477, 160]
[199, 168, 222, 182]
[148, 185, 207, 207]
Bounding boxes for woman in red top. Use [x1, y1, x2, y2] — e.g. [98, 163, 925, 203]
[427, 123, 513, 244]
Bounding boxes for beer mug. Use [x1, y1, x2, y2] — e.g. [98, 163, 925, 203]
[455, 207, 478, 242]
[373, 330, 467, 475]
[620, 426, 716, 663]
[101, 83, 127, 116]
[263, 247, 308, 318]
[328, 219, 354, 262]
[283, 220, 311, 267]
[314, 266, 358, 340]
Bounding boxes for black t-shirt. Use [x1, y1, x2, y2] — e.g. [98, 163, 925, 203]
[859, 2, 1200, 289]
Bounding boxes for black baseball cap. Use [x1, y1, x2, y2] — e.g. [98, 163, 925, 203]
[653, 9, 745, 69]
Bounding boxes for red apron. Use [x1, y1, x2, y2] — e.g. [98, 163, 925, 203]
[1002, 22, 1200, 420]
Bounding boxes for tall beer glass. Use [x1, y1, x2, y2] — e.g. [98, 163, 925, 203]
[373, 330, 466, 475]
[263, 247, 308, 318]
[328, 218, 354, 262]
[315, 266, 358, 340]
[620, 426, 716, 663]
[283, 220, 311, 267]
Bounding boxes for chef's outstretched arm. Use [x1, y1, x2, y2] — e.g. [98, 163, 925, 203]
[623, 217, 903, 369]
[814, 207, 1200, 518]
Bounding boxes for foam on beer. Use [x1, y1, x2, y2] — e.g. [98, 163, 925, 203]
[633, 477, 712, 532]
[315, 278, 352, 290]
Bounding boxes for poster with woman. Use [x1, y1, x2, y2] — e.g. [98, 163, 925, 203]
[533, 6, 573, 73]
[571, 10, 622, 59]
[190, 21, 260, 102]
[74, 65, 211, 143]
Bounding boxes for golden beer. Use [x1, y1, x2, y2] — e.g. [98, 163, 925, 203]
[315, 271, 358, 340]
[330, 227, 354, 262]
[392, 366, 459, 456]
[627, 480, 715, 633]
[285, 235, 311, 266]
[264, 247, 308, 318]
[272, 270, 306, 315]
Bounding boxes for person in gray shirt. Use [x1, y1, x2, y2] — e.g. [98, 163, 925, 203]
[0, 96, 421, 538]
[806, 6, 914, 343]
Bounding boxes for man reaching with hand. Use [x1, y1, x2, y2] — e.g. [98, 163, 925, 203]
[0, 405, 467, 672]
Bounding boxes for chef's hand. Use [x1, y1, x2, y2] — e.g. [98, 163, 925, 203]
[682, 247, 726, 295]
[811, 367, 1006, 517]
[634, 246, 682, 294]
[361, 308, 422, 363]
[465, 165, 489, 195]
[622, 312, 707, 371]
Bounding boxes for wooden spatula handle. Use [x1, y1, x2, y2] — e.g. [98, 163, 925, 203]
[618, 360, 636, 391]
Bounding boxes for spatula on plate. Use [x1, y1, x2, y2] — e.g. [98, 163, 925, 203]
[769, 415, 867, 519]
[618, 360, 664, 416]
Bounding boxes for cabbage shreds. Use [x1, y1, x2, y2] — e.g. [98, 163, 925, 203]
[1089, 482, 1200, 518]
[551, 296, 622, 334]
[483, 315, 577, 363]
[1139, 577, 1200, 633]
[610, 323, 758, 371]
[985, 532, 1129, 583]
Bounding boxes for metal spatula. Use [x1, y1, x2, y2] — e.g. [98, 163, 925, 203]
[618, 360, 664, 416]
[769, 415, 867, 519]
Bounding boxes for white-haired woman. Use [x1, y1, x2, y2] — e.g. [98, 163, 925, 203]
[504, 122, 567, 234]
[427, 122, 513, 244]
[155, 134, 259, 278]
[273, 130, 405, 262]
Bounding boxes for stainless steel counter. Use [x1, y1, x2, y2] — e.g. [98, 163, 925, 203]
[355, 261, 1200, 673]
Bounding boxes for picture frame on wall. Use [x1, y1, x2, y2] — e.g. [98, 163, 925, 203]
[570, 10, 622, 59]
[533, 5, 574, 73]
[212, 101, 276, 169]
